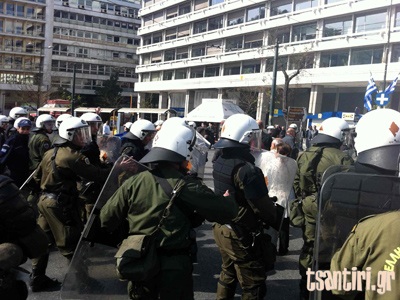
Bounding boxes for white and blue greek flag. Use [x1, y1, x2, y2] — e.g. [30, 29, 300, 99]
[384, 75, 399, 95]
[364, 77, 378, 111]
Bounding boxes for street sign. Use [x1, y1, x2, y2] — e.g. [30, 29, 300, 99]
[287, 106, 306, 122]
[375, 92, 390, 106]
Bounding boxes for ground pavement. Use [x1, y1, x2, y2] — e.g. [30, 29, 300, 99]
[23, 149, 302, 300]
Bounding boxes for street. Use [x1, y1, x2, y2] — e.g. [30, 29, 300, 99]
[23, 149, 302, 299]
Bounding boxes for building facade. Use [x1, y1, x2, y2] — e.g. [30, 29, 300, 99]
[0, 0, 141, 114]
[135, 0, 400, 122]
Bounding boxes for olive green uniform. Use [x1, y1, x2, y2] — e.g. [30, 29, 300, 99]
[212, 148, 277, 300]
[331, 211, 400, 300]
[100, 167, 239, 300]
[293, 145, 353, 299]
[28, 130, 52, 171]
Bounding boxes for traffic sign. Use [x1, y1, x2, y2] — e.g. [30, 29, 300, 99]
[375, 92, 390, 106]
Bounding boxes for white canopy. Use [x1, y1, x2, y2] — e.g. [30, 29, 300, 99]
[186, 99, 244, 123]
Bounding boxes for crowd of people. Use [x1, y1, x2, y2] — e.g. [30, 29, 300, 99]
[0, 105, 399, 300]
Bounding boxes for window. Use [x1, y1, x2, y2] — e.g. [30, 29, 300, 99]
[192, 45, 206, 57]
[247, 5, 265, 22]
[153, 33, 162, 43]
[242, 60, 260, 74]
[6, 3, 14, 16]
[163, 70, 173, 80]
[292, 23, 317, 41]
[151, 72, 161, 81]
[176, 47, 188, 59]
[164, 49, 175, 61]
[350, 47, 383, 65]
[224, 63, 241, 75]
[271, 0, 292, 16]
[178, 25, 190, 38]
[190, 67, 204, 78]
[194, 20, 207, 34]
[208, 16, 223, 31]
[391, 43, 400, 62]
[166, 6, 178, 19]
[151, 52, 162, 63]
[395, 7, 400, 27]
[165, 28, 177, 41]
[270, 27, 291, 44]
[244, 32, 263, 49]
[355, 11, 386, 33]
[228, 10, 244, 26]
[294, 0, 318, 11]
[210, 0, 223, 5]
[175, 69, 187, 79]
[194, 0, 208, 11]
[179, 3, 191, 15]
[266, 56, 288, 71]
[226, 36, 243, 51]
[205, 65, 220, 77]
[324, 17, 352, 37]
[320, 50, 349, 67]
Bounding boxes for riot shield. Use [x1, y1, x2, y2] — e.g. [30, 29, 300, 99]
[190, 131, 210, 178]
[97, 135, 122, 164]
[61, 155, 148, 299]
[253, 150, 297, 244]
[311, 172, 400, 300]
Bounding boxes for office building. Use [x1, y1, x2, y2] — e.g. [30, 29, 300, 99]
[0, 0, 141, 114]
[135, 0, 400, 121]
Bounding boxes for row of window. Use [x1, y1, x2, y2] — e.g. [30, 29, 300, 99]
[59, 0, 138, 17]
[53, 27, 140, 46]
[0, 2, 45, 20]
[54, 10, 139, 33]
[0, 19, 44, 36]
[141, 44, 400, 81]
[142, 7, 395, 47]
[142, 0, 351, 27]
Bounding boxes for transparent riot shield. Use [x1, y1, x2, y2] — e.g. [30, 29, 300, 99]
[311, 172, 400, 300]
[253, 150, 297, 244]
[190, 131, 210, 179]
[97, 136, 122, 164]
[61, 155, 148, 300]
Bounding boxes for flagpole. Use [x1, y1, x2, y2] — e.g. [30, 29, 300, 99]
[383, 0, 393, 91]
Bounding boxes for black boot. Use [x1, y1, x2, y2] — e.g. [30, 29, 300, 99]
[30, 254, 61, 292]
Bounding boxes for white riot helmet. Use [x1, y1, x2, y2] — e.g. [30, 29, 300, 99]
[128, 119, 156, 140]
[160, 117, 189, 131]
[80, 112, 102, 124]
[289, 123, 298, 131]
[154, 120, 164, 127]
[188, 121, 196, 129]
[140, 125, 196, 164]
[213, 114, 260, 148]
[0, 115, 8, 125]
[58, 117, 91, 147]
[124, 122, 133, 130]
[311, 117, 349, 145]
[9, 107, 28, 120]
[355, 108, 400, 173]
[13, 117, 32, 129]
[36, 114, 55, 130]
[56, 114, 72, 128]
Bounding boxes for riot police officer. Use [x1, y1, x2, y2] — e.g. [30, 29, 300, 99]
[6, 107, 28, 138]
[293, 116, 354, 300]
[120, 119, 156, 161]
[212, 114, 277, 300]
[0, 117, 32, 187]
[0, 115, 9, 147]
[328, 108, 400, 300]
[29, 114, 55, 171]
[30, 117, 111, 292]
[0, 175, 48, 299]
[100, 124, 239, 300]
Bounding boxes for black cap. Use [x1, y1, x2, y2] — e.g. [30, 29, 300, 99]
[140, 147, 185, 164]
[311, 133, 340, 145]
[213, 138, 249, 149]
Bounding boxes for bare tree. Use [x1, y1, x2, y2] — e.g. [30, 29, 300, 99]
[224, 87, 267, 118]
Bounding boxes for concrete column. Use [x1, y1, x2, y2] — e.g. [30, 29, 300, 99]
[309, 85, 323, 114]
[185, 91, 195, 116]
[256, 91, 268, 123]
[137, 92, 146, 108]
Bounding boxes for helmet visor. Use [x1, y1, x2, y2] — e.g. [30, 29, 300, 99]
[44, 121, 55, 132]
[190, 132, 209, 178]
[248, 129, 262, 150]
[72, 126, 92, 147]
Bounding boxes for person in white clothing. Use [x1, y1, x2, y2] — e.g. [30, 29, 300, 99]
[102, 120, 111, 136]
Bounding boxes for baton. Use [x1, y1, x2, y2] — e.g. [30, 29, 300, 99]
[19, 169, 37, 190]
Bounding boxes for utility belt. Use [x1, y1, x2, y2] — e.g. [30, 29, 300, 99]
[40, 191, 77, 226]
[41, 191, 76, 206]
